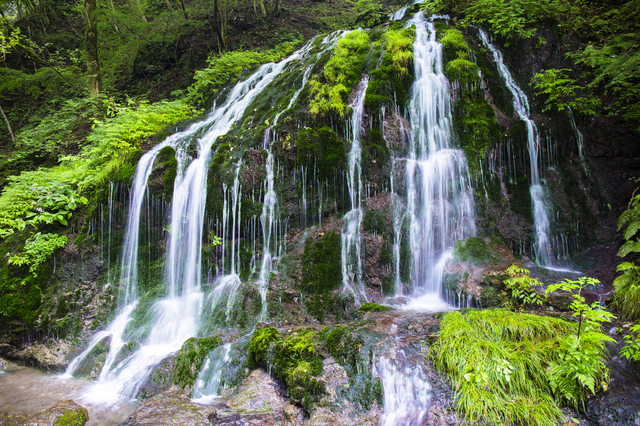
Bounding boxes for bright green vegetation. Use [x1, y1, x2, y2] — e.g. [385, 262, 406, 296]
[503, 265, 545, 309]
[248, 327, 325, 413]
[437, 25, 498, 177]
[357, 302, 393, 312]
[614, 184, 640, 361]
[173, 335, 223, 389]
[365, 25, 415, 113]
[426, 0, 640, 131]
[532, 69, 600, 116]
[188, 41, 300, 106]
[53, 408, 89, 426]
[431, 309, 612, 425]
[308, 30, 370, 118]
[440, 28, 479, 85]
[9, 233, 67, 276]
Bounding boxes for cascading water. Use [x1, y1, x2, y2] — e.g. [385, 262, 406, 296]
[478, 29, 553, 266]
[374, 354, 432, 426]
[341, 75, 370, 304]
[401, 12, 476, 309]
[192, 31, 347, 401]
[67, 40, 321, 406]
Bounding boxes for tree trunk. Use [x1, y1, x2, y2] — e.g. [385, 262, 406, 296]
[84, 0, 102, 95]
[178, 0, 189, 19]
[213, 0, 226, 53]
[0, 105, 16, 144]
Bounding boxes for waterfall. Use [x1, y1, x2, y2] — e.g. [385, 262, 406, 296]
[341, 76, 370, 304]
[66, 39, 321, 406]
[401, 12, 476, 310]
[374, 354, 432, 425]
[478, 29, 553, 266]
[390, 7, 407, 21]
[192, 31, 348, 401]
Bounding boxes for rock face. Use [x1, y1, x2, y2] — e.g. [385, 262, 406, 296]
[444, 236, 518, 305]
[0, 340, 72, 371]
[120, 388, 214, 426]
[0, 400, 88, 426]
[227, 369, 287, 413]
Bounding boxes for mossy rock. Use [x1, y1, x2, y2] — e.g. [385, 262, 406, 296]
[295, 127, 347, 180]
[357, 302, 394, 313]
[452, 237, 493, 266]
[248, 327, 325, 414]
[173, 334, 222, 389]
[53, 407, 89, 426]
[363, 209, 386, 235]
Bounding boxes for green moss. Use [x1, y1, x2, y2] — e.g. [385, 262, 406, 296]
[295, 127, 347, 180]
[381, 275, 395, 296]
[308, 30, 370, 118]
[112, 163, 135, 182]
[357, 302, 394, 312]
[452, 237, 493, 265]
[446, 57, 480, 84]
[248, 327, 325, 413]
[363, 209, 386, 235]
[440, 28, 468, 51]
[300, 231, 343, 321]
[53, 408, 89, 426]
[378, 239, 393, 268]
[322, 326, 383, 409]
[173, 334, 222, 389]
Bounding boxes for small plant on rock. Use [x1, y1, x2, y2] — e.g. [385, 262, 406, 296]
[503, 265, 544, 309]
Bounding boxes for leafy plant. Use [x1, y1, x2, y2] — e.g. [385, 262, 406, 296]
[188, 41, 300, 106]
[620, 323, 640, 362]
[532, 68, 600, 116]
[9, 233, 67, 276]
[504, 265, 545, 308]
[546, 277, 614, 338]
[613, 185, 640, 321]
[544, 277, 615, 407]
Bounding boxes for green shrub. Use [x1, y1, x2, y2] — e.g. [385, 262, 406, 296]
[431, 309, 611, 424]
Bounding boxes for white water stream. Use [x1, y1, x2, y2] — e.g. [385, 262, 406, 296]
[342, 75, 370, 304]
[400, 12, 476, 309]
[478, 29, 554, 266]
[65, 38, 323, 406]
[374, 354, 432, 426]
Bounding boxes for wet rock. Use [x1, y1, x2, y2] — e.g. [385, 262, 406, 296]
[0, 399, 88, 426]
[136, 354, 176, 401]
[0, 340, 72, 371]
[444, 236, 518, 305]
[71, 335, 111, 379]
[227, 369, 286, 413]
[120, 387, 212, 426]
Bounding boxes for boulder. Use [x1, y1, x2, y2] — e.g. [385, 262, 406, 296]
[0, 400, 88, 426]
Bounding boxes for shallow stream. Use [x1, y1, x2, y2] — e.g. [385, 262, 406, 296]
[0, 367, 137, 425]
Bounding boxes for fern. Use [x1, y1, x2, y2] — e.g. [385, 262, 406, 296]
[614, 186, 640, 321]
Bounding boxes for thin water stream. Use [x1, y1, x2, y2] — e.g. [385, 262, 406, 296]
[478, 28, 553, 266]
